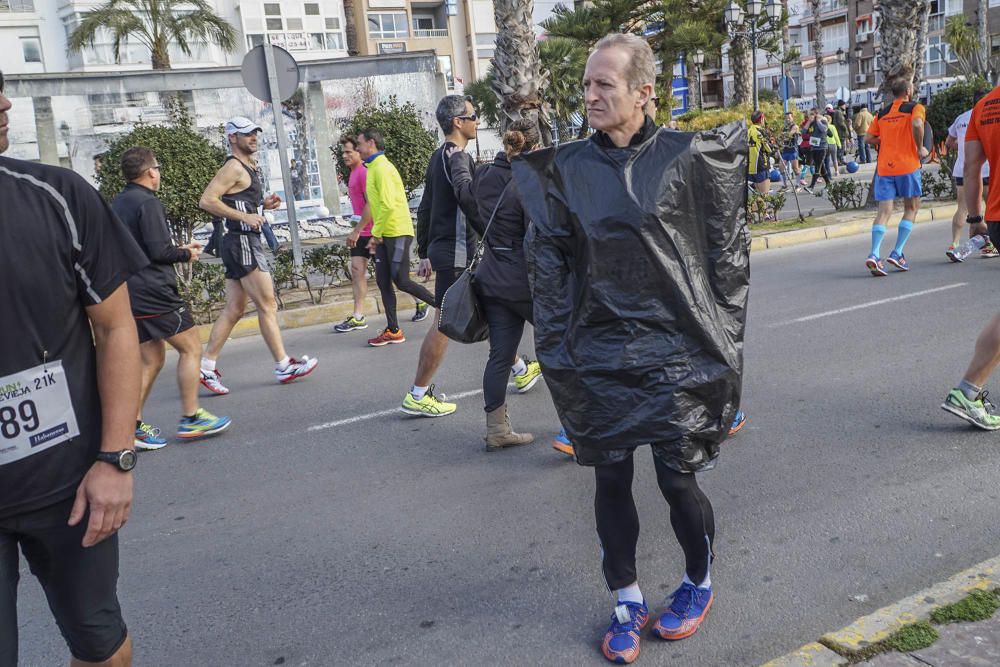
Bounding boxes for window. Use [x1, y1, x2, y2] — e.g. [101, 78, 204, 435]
[326, 17, 340, 30]
[264, 3, 282, 15]
[326, 32, 344, 49]
[310, 32, 325, 49]
[438, 55, 454, 88]
[304, 2, 320, 15]
[368, 13, 408, 38]
[0, 0, 36, 11]
[266, 17, 283, 30]
[414, 16, 434, 30]
[20, 37, 41, 63]
[247, 34, 265, 49]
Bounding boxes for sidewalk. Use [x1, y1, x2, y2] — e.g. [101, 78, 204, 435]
[763, 555, 1000, 666]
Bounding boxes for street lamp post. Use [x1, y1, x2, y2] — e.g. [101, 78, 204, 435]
[692, 48, 705, 110]
[836, 45, 864, 103]
[725, 0, 782, 111]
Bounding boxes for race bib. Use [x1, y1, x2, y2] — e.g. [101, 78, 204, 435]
[0, 361, 80, 466]
[809, 136, 822, 147]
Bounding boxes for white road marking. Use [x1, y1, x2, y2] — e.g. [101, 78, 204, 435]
[307, 388, 485, 431]
[771, 282, 968, 327]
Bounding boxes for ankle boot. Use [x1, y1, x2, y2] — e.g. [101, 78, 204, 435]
[484, 404, 534, 451]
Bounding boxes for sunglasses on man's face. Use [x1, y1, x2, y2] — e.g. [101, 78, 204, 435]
[457, 113, 478, 122]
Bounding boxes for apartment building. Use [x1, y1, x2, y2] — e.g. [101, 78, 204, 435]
[345, 0, 495, 89]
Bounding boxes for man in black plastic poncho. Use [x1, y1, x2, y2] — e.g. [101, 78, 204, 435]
[513, 34, 749, 664]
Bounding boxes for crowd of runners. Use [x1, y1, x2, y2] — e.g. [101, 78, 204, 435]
[8, 28, 1000, 666]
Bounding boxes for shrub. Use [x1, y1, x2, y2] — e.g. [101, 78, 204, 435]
[306, 244, 352, 303]
[824, 179, 870, 210]
[747, 188, 786, 224]
[97, 97, 225, 245]
[926, 78, 990, 144]
[677, 101, 801, 136]
[922, 168, 955, 200]
[177, 261, 226, 325]
[339, 96, 437, 197]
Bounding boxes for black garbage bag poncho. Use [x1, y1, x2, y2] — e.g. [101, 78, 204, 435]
[512, 120, 749, 472]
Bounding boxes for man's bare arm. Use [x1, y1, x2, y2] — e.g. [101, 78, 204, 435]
[912, 117, 927, 158]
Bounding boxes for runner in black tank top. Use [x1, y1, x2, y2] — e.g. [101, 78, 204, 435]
[196, 116, 319, 390]
[221, 155, 264, 234]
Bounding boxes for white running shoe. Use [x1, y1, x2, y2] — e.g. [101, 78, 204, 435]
[276, 356, 318, 384]
[200, 369, 230, 395]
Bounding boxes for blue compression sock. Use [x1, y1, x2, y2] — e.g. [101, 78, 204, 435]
[871, 224, 887, 258]
[893, 219, 914, 255]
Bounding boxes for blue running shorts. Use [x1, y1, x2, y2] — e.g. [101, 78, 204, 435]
[874, 169, 922, 201]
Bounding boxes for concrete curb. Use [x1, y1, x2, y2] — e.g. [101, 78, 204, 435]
[760, 553, 1000, 666]
[751, 202, 958, 252]
[194, 295, 421, 343]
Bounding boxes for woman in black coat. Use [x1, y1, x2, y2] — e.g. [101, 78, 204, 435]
[449, 118, 566, 452]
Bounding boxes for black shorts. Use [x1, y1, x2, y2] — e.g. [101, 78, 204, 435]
[350, 236, 373, 259]
[221, 232, 272, 280]
[0, 497, 127, 664]
[954, 176, 990, 187]
[135, 306, 194, 344]
[433, 266, 463, 307]
[987, 222, 1000, 249]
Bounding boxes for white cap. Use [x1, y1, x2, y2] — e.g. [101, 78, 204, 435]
[224, 116, 262, 136]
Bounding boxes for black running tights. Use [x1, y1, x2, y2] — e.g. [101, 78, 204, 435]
[594, 452, 715, 590]
[808, 148, 832, 188]
[374, 235, 436, 331]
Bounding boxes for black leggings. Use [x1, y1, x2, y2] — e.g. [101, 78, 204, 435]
[374, 236, 436, 331]
[808, 148, 831, 187]
[481, 297, 533, 412]
[594, 452, 715, 590]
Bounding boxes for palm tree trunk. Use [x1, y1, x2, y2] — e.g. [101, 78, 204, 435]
[913, 1, 930, 94]
[810, 0, 825, 109]
[491, 0, 553, 144]
[730, 38, 753, 105]
[978, 0, 992, 81]
[343, 0, 360, 56]
[151, 40, 171, 70]
[877, 0, 924, 100]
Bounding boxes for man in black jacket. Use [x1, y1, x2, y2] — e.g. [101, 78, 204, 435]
[400, 96, 487, 417]
[111, 147, 231, 450]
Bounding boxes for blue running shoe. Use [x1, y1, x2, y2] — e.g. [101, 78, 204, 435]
[865, 255, 888, 277]
[729, 410, 747, 436]
[135, 422, 168, 451]
[177, 408, 231, 440]
[886, 251, 909, 272]
[552, 427, 573, 456]
[411, 301, 430, 322]
[601, 600, 648, 664]
[651, 581, 713, 641]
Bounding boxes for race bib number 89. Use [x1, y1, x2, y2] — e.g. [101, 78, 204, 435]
[0, 361, 80, 465]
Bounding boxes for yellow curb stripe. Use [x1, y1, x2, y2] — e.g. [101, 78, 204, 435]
[759, 642, 845, 667]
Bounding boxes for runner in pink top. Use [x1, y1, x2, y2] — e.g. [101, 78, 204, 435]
[334, 136, 376, 333]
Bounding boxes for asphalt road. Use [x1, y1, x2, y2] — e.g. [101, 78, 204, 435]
[16, 217, 1000, 666]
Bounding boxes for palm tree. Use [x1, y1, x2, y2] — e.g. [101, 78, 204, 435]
[875, 0, 924, 100]
[491, 0, 553, 144]
[809, 0, 825, 109]
[343, 0, 360, 56]
[538, 37, 587, 140]
[913, 1, 930, 94]
[67, 0, 237, 70]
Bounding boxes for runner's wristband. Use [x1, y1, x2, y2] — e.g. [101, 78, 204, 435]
[967, 215, 984, 224]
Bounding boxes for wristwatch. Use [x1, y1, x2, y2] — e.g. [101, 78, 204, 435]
[967, 215, 984, 224]
[96, 449, 137, 472]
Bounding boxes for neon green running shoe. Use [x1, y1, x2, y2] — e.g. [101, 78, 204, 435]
[400, 385, 457, 417]
[941, 389, 1000, 431]
[177, 408, 232, 439]
[513, 359, 542, 394]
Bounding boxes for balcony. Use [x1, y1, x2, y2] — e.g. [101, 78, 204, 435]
[413, 28, 448, 37]
[802, 0, 848, 20]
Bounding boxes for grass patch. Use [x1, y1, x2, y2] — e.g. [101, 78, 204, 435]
[750, 216, 822, 234]
[883, 621, 939, 652]
[929, 589, 1000, 625]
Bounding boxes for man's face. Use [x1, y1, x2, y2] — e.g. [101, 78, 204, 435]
[583, 47, 649, 133]
[355, 134, 376, 158]
[341, 141, 361, 169]
[785, 112, 793, 124]
[230, 130, 259, 154]
[147, 159, 162, 192]
[453, 100, 478, 140]
[0, 73, 11, 155]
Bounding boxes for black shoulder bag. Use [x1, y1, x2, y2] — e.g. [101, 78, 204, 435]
[437, 183, 510, 344]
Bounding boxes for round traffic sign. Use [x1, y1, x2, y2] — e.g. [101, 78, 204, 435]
[241, 44, 300, 103]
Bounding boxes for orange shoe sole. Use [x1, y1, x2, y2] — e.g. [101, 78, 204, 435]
[552, 441, 574, 456]
[652, 593, 712, 641]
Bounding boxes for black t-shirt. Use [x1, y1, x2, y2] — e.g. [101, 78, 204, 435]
[112, 182, 189, 316]
[0, 156, 147, 519]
